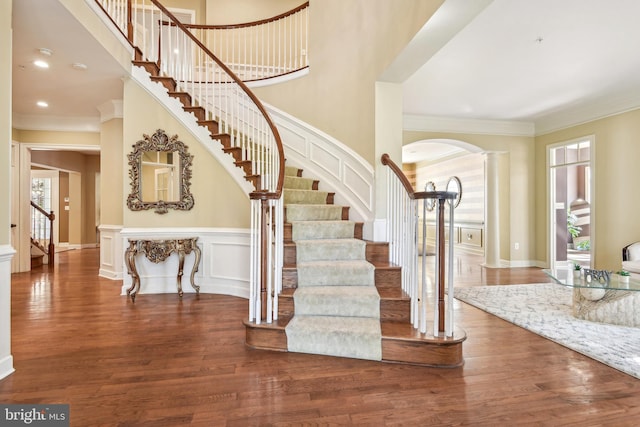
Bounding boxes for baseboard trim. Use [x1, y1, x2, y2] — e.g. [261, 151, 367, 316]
[0, 355, 14, 380]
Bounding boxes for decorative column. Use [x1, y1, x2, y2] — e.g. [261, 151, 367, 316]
[484, 152, 500, 268]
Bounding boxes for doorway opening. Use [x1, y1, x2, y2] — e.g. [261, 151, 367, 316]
[549, 137, 593, 270]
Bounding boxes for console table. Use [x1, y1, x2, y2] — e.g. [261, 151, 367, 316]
[125, 238, 201, 301]
[544, 268, 640, 327]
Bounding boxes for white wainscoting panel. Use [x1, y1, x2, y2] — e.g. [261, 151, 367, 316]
[265, 103, 375, 235]
[0, 245, 16, 380]
[119, 228, 250, 299]
[98, 225, 123, 279]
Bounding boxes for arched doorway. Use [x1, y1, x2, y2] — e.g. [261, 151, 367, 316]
[402, 139, 495, 265]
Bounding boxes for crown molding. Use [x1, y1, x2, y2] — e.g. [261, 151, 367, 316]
[404, 114, 535, 136]
[96, 99, 124, 122]
[534, 99, 640, 136]
[12, 113, 100, 132]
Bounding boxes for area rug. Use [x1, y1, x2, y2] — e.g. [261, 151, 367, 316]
[453, 283, 640, 379]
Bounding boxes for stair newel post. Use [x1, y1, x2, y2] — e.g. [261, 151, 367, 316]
[447, 194, 456, 337]
[48, 211, 55, 267]
[260, 198, 269, 322]
[436, 198, 446, 334]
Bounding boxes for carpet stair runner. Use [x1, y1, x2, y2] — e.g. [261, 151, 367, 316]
[283, 169, 381, 359]
[245, 165, 466, 367]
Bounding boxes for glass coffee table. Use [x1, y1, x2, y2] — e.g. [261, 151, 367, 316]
[544, 268, 640, 327]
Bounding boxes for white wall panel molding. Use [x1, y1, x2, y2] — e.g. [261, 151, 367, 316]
[0, 245, 16, 380]
[119, 228, 250, 299]
[265, 103, 375, 233]
[98, 224, 123, 279]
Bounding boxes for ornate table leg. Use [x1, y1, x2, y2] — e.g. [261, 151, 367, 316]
[177, 246, 185, 298]
[189, 240, 201, 295]
[124, 240, 140, 302]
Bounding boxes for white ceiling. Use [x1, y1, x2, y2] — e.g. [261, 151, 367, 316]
[11, 0, 125, 134]
[11, 0, 640, 161]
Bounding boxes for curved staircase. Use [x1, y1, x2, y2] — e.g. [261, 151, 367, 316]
[245, 166, 466, 367]
[94, 0, 465, 367]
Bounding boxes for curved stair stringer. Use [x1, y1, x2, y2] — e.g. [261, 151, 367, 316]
[264, 103, 375, 239]
[130, 65, 255, 197]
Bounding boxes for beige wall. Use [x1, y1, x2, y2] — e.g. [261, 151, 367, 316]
[16, 130, 100, 147]
[100, 118, 123, 226]
[0, 1, 10, 246]
[535, 108, 640, 270]
[205, 0, 300, 24]
[405, 131, 535, 263]
[122, 78, 250, 228]
[1, 0, 12, 378]
[162, 0, 206, 24]
[253, 0, 444, 165]
[59, 173, 69, 242]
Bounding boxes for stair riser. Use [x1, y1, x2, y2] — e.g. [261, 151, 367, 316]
[374, 268, 402, 288]
[284, 222, 362, 241]
[184, 106, 206, 121]
[282, 266, 401, 289]
[199, 120, 221, 135]
[133, 61, 160, 76]
[294, 297, 379, 318]
[170, 92, 192, 106]
[223, 147, 243, 162]
[285, 206, 350, 222]
[365, 243, 389, 263]
[381, 338, 464, 368]
[284, 242, 387, 265]
[235, 160, 253, 175]
[283, 176, 319, 191]
[278, 294, 409, 321]
[380, 299, 411, 322]
[150, 76, 176, 92]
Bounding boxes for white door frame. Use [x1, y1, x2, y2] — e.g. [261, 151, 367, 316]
[547, 135, 595, 270]
[30, 169, 60, 248]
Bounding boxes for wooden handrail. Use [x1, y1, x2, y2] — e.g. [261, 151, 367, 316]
[30, 201, 55, 266]
[31, 200, 54, 220]
[148, 0, 285, 198]
[380, 154, 456, 201]
[174, 2, 308, 30]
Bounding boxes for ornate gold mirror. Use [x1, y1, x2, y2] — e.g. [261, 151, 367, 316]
[127, 129, 194, 214]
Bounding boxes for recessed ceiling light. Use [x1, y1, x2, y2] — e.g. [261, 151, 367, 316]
[38, 48, 53, 56]
[34, 60, 49, 69]
[36, 101, 48, 108]
[72, 62, 88, 71]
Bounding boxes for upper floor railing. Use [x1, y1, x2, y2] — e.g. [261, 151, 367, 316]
[381, 154, 460, 337]
[175, 2, 309, 82]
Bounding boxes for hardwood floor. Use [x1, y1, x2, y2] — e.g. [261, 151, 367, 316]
[1, 249, 639, 426]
